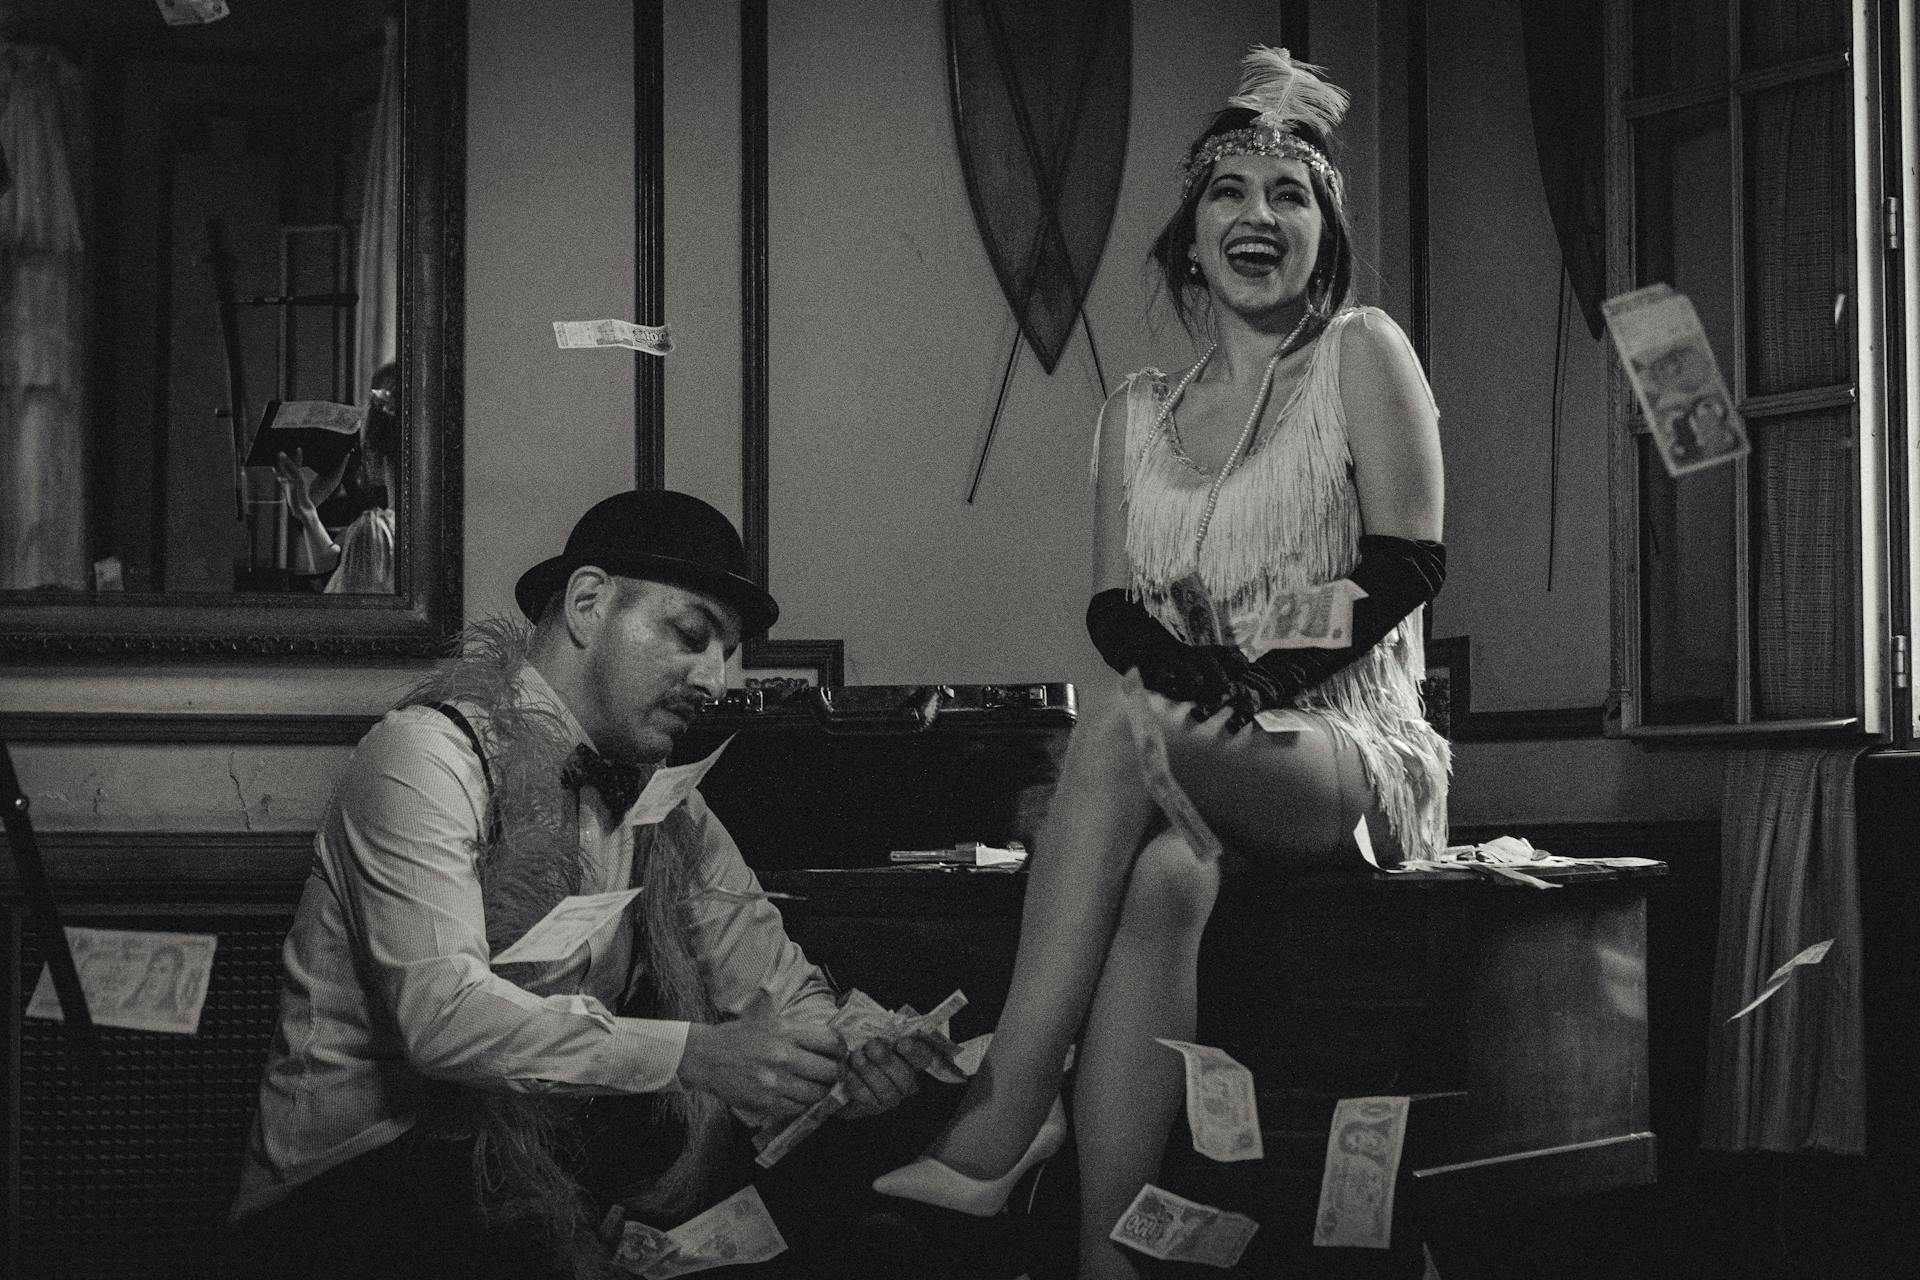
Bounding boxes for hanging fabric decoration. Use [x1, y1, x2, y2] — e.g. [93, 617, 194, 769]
[946, 0, 1130, 499]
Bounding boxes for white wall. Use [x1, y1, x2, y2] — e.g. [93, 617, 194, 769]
[2, 0, 1719, 833]
[1420, 0, 1723, 824]
[664, 0, 1345, 700]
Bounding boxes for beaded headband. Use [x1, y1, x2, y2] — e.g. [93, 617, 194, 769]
[1178, 47, 1350, 204]
[1179, 128, 1342, 201]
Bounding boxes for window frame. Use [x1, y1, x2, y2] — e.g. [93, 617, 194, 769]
[1606, 0, 1901, 743]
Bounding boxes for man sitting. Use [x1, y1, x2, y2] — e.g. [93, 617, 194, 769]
[230, 490, 936, 1279]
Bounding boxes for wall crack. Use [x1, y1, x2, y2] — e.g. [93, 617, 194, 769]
[228, 750, 255, 832]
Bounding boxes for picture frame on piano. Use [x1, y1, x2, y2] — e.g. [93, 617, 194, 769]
[740, 638, 845, 693]
[1423, 634, 1470, 740]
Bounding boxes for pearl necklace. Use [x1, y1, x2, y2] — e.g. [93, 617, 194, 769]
[1149, 307, 1315, 560]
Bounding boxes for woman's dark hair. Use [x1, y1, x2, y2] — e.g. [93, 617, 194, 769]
[1148, 107, 1356, 338]
[362, 361, 400, 463]
[324, 362, 400, 520]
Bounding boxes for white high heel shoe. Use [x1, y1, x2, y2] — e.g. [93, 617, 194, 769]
[871, 1098, 1068, 1216]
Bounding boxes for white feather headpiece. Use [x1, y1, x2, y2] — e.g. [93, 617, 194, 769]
[1228, 46, 1349, 138]
[1179, 46, 1350, 201]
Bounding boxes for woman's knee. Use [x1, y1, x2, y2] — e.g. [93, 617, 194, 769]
[1116, 829, 1220, 939]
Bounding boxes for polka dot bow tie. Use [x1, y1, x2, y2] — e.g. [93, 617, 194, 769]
[559, 744, 646, 816]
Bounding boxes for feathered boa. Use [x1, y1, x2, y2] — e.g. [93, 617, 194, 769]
[400, 618, 731, 1276]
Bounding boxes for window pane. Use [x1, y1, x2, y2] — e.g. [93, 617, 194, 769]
[1633, 0, 1728, 95]
[1634, 106, 1737, 374]
[1741, 0, 1846, 69]
[1639, 437, 1738, 724]
[1744, 74, 1852, 395]
[1750, 409, 1856, 720]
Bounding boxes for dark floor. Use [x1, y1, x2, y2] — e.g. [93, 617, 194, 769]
[1421, 1149, 1914, 1280]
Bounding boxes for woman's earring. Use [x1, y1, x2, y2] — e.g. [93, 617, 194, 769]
[1187, 250, 1202, 278]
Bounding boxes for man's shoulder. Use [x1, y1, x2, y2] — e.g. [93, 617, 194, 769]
[342, 704, 486, 790]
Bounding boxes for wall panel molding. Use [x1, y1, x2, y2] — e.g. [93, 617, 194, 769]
[0, 712, 377, 745]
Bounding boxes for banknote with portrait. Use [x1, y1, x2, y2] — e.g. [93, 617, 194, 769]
[1604, 283, 1749, 478]
[26, 927, 217, 1036]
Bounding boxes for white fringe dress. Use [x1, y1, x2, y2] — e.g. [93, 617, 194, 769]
[1114, 306, 1450, 859]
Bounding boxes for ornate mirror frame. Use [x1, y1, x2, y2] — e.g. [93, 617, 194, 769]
[0, 0, 465, 660]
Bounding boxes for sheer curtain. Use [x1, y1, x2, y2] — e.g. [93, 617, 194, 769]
[1704, 748, 1867, 1154]
[0, 44, 87, 590]
[353, 17, 400, 399]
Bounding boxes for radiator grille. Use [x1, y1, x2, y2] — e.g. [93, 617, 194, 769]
[9, 910, 292, 1280]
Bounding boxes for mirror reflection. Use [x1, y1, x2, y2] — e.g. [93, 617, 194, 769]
[0, 0, 399, 597]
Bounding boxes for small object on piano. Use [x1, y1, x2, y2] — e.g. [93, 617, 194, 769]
[888, 841, 1027, 869]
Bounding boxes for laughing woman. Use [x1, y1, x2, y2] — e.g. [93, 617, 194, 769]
[874, 49, 1450, 1278]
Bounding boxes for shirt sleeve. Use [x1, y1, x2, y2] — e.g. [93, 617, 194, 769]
[322, 709, 688, 1095]
[679, 791, 837, 1026]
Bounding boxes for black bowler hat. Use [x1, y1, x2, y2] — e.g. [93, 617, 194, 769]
[514, 490, 779, 636]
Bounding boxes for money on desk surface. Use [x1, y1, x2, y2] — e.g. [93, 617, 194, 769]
[1109, 1184, 1259, 1268]
[1603, 283, 1749, 478]
[27, 927, 217, 1036]
[1313, 1096, 1409, 1250]
[554, 318, 673, 356]
[1156, 1039, 1263, 1162]
[643, 1185, 786, 1278]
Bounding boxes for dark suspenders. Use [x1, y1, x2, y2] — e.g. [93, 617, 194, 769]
[425, 702, 501, 844]
[425, 702, 654, 1014]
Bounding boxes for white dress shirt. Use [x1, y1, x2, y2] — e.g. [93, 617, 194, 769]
[233, 665, 833, 1216]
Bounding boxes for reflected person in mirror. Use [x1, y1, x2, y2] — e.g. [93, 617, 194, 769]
[874, 49, 1451, 1278]
[230, 491, 937, 1279]
[274, 362, 399, 593]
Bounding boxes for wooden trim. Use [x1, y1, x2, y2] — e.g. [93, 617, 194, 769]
[1620, 50, 1850, 119]
[634, 0, 666, 490]
[740, 0, 771, 590]
[0, 831, 314, 901]
[1620, 82, 1729, 120]
[1, 819, 1717, 897]
[0, 712, 377, 745]
[734, 4, 847, 671]
[1738, 384, 1857, 418]
[1407, 0, 1430, 368]
[1453, 704, 1607, 742]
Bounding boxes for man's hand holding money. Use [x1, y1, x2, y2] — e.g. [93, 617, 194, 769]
[828, 993, 962, 1119]
[835, 1036, 934, 1118]
[675, 1016, 843, 1127]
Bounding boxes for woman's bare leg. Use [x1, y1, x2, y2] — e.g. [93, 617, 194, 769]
[927, 698, 1161, 1177]
[1072, 828, 1219, 1279]
[929, 687, 1367, 1171]
[1071, 698, 1362, 1276]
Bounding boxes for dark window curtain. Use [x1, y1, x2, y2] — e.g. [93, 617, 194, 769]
[1705, 748, 1866, 1154]
[1520, 0, 1606, 338]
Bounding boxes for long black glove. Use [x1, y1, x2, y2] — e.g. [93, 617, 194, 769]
[1221, 535, 1447, 731]
[1085, 588, 1246, 708]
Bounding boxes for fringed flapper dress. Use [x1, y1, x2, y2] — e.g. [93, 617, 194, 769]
[1114, 306, 1450, 858]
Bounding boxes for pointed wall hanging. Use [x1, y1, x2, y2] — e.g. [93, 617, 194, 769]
[946, 0, 1130, 500]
